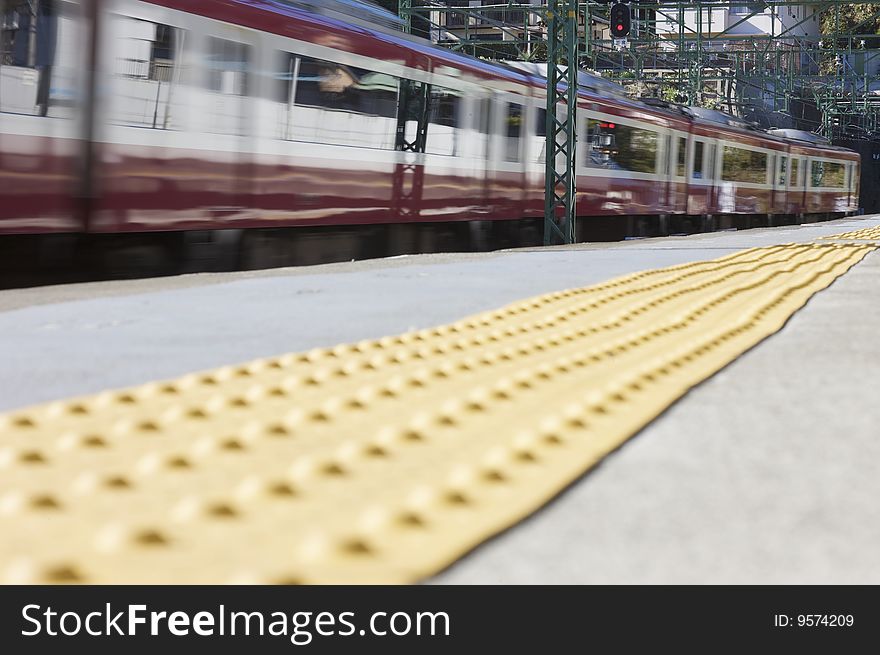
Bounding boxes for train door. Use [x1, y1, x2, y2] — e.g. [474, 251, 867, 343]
[528, 100, 547, 213]
[199, 23, 256, 224]
[688, 137, 712, 214]
[96, 3, 208, 231]
[0, 0, 86, 233]
[473, 95, 493, 213]
[705, 140, 719, 214]
[789, 154, 806, 215]
[846, 161, 858, 210]
[488, 94, 527, 217]
[773, 152, 788, 215]
[671, 133, 688, 213]
[471, 95, 492, 214]
[657, 131, 672, 211]
[765, 151, 775, 215]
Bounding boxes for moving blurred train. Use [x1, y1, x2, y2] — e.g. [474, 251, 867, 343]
[0, 0, 862, 270]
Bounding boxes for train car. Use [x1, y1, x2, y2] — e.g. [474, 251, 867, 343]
[0, 0, 862, 251]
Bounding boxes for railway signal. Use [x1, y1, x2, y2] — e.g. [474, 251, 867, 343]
[609, 2, 631, 39]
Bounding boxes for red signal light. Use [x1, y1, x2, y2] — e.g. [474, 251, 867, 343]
[610, 2, 631, 38]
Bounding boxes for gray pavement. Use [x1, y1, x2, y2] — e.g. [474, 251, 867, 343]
[2, 215, 880, 583]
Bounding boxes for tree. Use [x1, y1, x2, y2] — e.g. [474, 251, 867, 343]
[818, 3, 880, 73]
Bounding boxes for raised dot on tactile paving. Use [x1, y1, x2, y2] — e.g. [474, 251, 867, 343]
[515, 448, 538, 463]
[167, 456, 192, 470]
[341, 538, 373, 556]
[435, 414, 456, 427]
[492, 387, 511, 400]
[207, 502, 238, 519]
[273, 575, 304, 585]
[266, 423, 292, 437]
[44, 564, 83, 583]
[482, 469, 507, 484]
[364, 444, 388, 458]
[322, 462, 346, 476]
[104, 475, 131, 489]
[267, 481, 298, 498]
[398, 512, 426, 528]
[444, 490, 470, 506]
[81, 435, 107, 449]
[20, 450, 47, 464]
[133, 529, 169, 547]
[402, 428, 424, 442]
[566, 416, 589, 430]
[30, 494, 61, 510]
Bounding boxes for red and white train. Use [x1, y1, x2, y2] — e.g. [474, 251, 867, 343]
[0, 0, 861, 249]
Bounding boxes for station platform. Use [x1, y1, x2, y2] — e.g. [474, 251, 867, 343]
[1, 216, 879, 584]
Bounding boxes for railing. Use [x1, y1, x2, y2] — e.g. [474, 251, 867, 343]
[118, 57, 174, 83]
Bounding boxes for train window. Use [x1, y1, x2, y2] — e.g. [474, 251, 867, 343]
[778, 156, 788, 186]
[285, 55, 398, 150]
[706, 143, 717, 179]
[203, 37, 249, 136]
[585, 120, 658, 174]
[206, 38, 248, 95]
[479, 98, 492, 135]
[110, 16, 183, 130]
[810, 161, 823, 187]
[676, 137, 687, 177]
[721, 146, 767, 184]
[425, 86, 461, 156]
[789, 158, 799, 186]
[534, 107, 547, 163]
[396, 79, 429, 151]
[0, 0, 60, 116]
[811, 160, 846, 188]
[536, 107, 547, 137]
[658, 134, 670, 175]
[505, 103, 523, 163]
[692, 141, 705, 179]
[477, 97, 492, 160]
[274, 52, 300, 140]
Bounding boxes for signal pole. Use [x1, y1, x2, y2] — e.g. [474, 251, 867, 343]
[543, 0, 580, 246]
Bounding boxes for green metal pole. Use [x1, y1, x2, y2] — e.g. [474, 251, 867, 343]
[543, 0, 578, 246]
[398, 0, 412, 34]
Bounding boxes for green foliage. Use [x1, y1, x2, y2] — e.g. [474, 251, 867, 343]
[818, 3, 880, 73]
[819, 4, 880, 36]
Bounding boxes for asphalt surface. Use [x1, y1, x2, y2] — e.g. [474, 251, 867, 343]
[2, 215, 879, 583]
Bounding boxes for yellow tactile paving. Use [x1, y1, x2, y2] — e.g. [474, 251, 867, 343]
[0, 239, 875, 584]
[820, 225, 880, 241]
